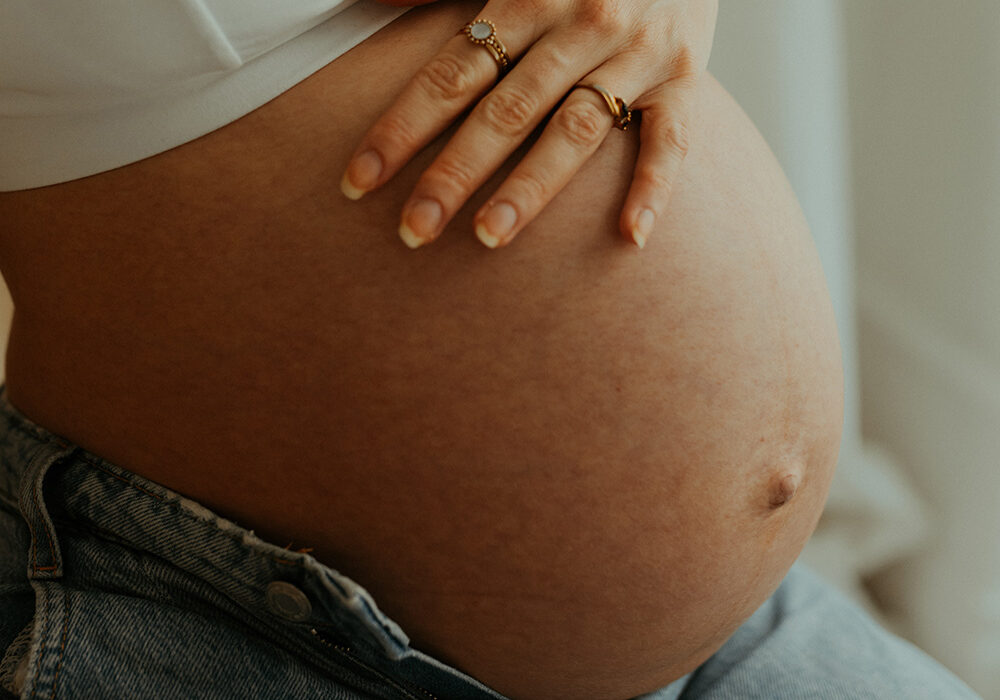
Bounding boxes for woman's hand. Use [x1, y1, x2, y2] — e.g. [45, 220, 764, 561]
[345, 0, 718, 249]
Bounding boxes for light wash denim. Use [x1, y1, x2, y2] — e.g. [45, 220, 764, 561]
[0, 388, 979, 699]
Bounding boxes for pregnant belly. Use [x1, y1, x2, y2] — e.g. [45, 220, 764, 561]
[0, 2, 843, 697]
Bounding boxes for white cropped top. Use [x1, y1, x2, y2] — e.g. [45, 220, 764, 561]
[0, 0, 409, 191]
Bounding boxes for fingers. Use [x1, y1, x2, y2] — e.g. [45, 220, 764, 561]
[398, 34, 601, 248]
[471, 82, 627, 248]
[474, 66, 699, 251]
[341, 2, 706, 251]
[619, 74, 697, 249]
[340, 8, 627, 249]
[339, 19, 538, 202]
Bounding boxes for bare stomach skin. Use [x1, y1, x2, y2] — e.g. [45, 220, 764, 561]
[0, 2, 843, 698]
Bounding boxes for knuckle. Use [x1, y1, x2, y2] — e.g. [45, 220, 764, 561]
[477, 88, 537, 138]
[539, 44, 574, 75]
[660, 117, 692, 156]
[416, 54, 476, 102]
[510, 170, 550, 204]
[635, 165, 673, 194]
[370, 113, 420, 153]
[577, 0, 627, 35]
[630, 25, 656, 55]
[554, 99, 608, 150]
[669, 45, 700, 84]
[423, 157, 477, 196]
[510, 0, 545, 18]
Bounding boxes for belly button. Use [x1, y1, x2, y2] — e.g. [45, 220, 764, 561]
[767, 470, 802, 508]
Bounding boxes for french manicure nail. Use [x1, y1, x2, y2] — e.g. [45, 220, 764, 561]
[633, 208, 654, 249]
[398, 222, 424, 249]
[399, 198, 442, 248]
[476, 202, 517, 249]
[340, 150, 382, 200]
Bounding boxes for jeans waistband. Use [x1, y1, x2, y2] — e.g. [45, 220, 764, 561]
[0, 387, 506, 699]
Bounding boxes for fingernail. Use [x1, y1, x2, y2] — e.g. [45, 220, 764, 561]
[475, 202, 517, 249]
[399, 198, 442, 249]
[632, 208, 654, 249]
[341, 150, 382, 200]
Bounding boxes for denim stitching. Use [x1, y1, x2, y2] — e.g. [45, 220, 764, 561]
[28, 588, 47, 700]
[1, 410, 68, 450]
[29, 469, 59, 574]
[82, 461, 311, 570]
[8, 429, 396, 655]
[86, 462, 164, 502]
[310, 630, 425, 700]
[49, 592, 69, 700]
[58, 466, 418, 678]
[41, 456, 305, 582]
[3, 416, 292, 565]
[3, 410, 431, 698]
[1, 413, 47, 445]
[6, 418, 304, 569]
[3, 417, 66, 574]
[6, 416, 147, 504]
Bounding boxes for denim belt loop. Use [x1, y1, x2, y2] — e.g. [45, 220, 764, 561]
[17, 441, 76, 580]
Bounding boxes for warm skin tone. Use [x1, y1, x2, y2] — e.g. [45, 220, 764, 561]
[0, 2, 843, 698]
[355, 0, 718, 250]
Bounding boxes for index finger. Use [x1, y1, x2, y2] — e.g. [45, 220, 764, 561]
[339, 18, 536, 200]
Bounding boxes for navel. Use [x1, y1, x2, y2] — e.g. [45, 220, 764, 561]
[767, 469, 802, 509]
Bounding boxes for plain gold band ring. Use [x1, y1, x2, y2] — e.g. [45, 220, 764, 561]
[575, 83, 633, 131]
[460, 19, 510, 77]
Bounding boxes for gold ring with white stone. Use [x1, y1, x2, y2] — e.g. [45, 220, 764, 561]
[461, 19, 510, 77]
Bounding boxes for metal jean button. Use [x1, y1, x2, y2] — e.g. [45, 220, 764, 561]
[266, 581, 312, 622]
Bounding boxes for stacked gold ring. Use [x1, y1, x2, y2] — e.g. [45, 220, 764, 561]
[461, 19, 510, 76]
[575, 83, 633, 131]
